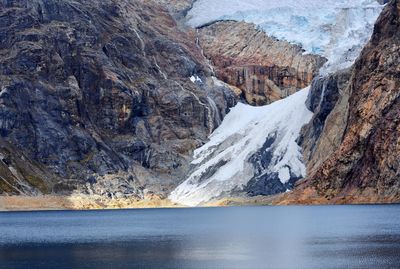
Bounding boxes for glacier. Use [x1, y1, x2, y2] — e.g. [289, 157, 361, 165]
[169, 88, 313, 206]
[187, 0, 384, 74]
[169, 0, 386, 206]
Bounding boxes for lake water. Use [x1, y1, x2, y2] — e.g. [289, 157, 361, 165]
[0, 205, 399, 269]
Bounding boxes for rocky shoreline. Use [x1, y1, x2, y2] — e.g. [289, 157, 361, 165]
[0, 195, 181, 211]
[2, 192, 399, 212]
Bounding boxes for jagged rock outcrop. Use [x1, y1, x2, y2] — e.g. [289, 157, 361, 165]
[0, 0, 236, 197]
[197, 21, 327, 105]
[299, 69, 352, 174]
[283, 0, 400, 204]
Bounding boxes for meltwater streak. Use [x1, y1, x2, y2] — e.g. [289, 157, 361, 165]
[1, 205, 400, 269]
[187, 0, 384, 74]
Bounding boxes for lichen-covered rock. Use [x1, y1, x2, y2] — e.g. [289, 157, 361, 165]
[0, 0, 236, 196]
[197, 21, 327, 105]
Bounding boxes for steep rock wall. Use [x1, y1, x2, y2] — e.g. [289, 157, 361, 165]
[197, 21, 326, 105]
[0, 0, 236, 197]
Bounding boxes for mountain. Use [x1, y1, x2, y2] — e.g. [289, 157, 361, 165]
[0, 0, 398, 208]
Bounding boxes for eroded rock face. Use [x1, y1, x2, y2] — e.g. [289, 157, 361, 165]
[289, 0, 400, 203]
[299, 69, 352, 174]
[197, 21, 327, 105]
[0, 0, 236, 197]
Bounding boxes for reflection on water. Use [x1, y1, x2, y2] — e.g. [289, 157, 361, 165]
[0, 205, 400, 269]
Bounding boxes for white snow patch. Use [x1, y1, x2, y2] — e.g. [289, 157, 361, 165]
[190, 75, 202, 83]
[169, 88, 313, 206]
[278, 167, 291, 183]
[187, 0, 384, 73]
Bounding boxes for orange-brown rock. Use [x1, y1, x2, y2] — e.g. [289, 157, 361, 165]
[197, 21, 327, 105]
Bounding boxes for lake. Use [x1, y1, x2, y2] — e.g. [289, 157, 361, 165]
[0, 205, 399, 269]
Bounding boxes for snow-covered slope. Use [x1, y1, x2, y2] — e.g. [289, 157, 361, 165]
[170, 88, 313, 206]
[187, 0, 384, 73]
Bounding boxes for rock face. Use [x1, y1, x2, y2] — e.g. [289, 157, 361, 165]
[287, 0, 400, 203]
[299, 69, 352, 174]
[0, 0, 236, 197]
[157, 0, 195, 20]
[197, 21, 327, 105]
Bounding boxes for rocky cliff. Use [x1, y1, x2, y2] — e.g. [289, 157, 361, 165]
[197, 21, 326, 105]
[0, 0, 236, 197]
[198, 21, 326, 105]
[283, 0, 400, 204]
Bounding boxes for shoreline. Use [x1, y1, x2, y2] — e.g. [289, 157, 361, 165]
[1, 194, 399, 212]
[0, 195, 185, 212]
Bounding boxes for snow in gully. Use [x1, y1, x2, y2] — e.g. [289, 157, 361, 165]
[170, 89, 313, 206]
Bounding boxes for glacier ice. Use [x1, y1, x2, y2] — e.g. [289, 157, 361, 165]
[187, 0, 384, 74]
[169, 88, 313, 206]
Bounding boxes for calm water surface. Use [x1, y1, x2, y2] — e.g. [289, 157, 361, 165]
[0, 205, 399, 269]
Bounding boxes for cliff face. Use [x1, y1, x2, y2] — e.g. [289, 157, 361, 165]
[197, 21, 326, 105]
[0, 0, 236, 197]
[299, 69, 352, 174]
[285, 0, 400, 204]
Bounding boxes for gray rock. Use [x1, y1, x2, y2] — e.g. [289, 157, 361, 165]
[299, 69, 351, 173]
[0, 0, 235, 197]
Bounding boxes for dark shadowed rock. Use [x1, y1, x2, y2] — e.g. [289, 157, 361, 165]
[299, 69, 351, 174]
[244, 134, 300, 196]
